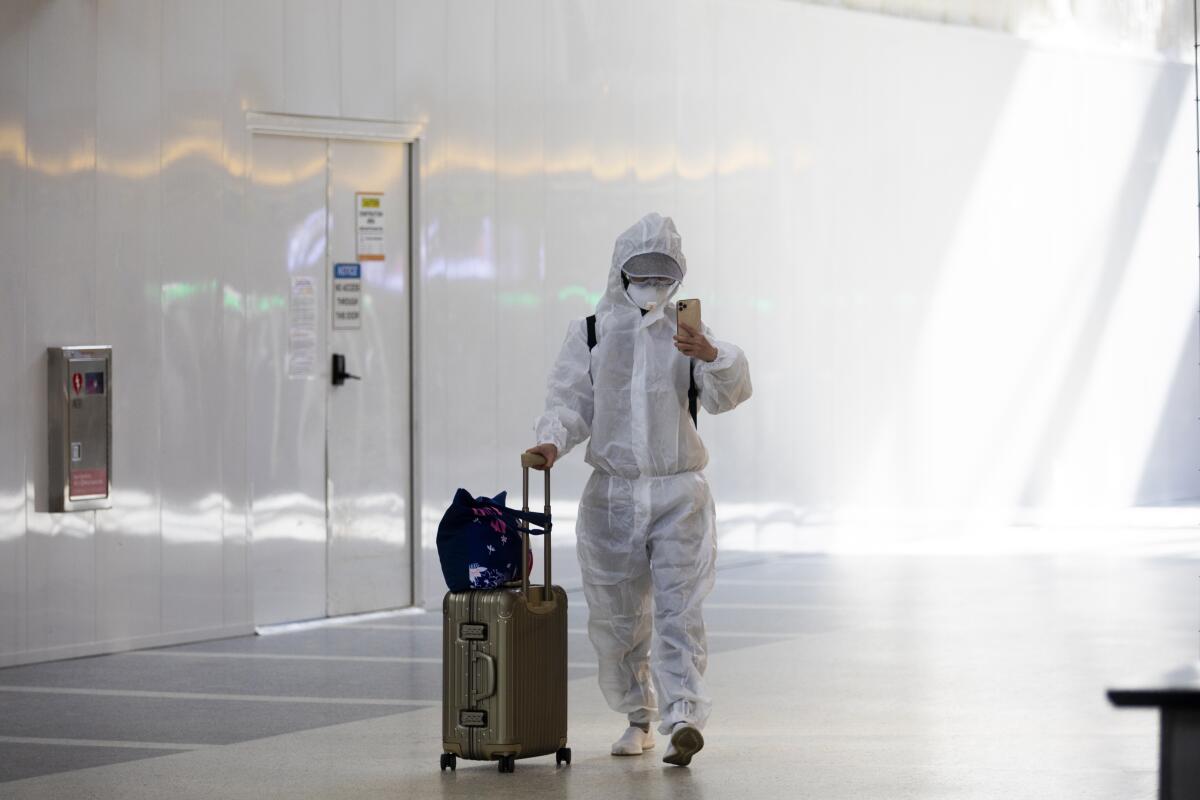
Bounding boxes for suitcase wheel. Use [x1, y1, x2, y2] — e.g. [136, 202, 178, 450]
[556, 747, 572, 767]
[498, 755, 516, 773]
[440, 753, 456, 772]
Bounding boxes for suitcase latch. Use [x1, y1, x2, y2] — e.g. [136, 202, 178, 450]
[460, 623, 487, 641]
[460, 709, 487, 727]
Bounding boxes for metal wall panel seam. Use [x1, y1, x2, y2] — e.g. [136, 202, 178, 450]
[324, 135, 332, 614]
[492, 0, 500, 492]
[218, 0, 253, 629]
[90, 1, 100, 648]
[216, 0, 227, 628]
[337, 0, 342, 118]
[242, 106, 253, 626]
[408, 137, 421, 609]
[154, 3, 165, 640]
[156, 0, 166, 642]
[21, 0, 30, 659]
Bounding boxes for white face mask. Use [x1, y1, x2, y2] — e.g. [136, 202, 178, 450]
[626, 282, 675, 310]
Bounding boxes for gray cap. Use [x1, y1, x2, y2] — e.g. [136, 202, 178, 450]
[621, 251, 683, 282]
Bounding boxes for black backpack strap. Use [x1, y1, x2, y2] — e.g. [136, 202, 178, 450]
[688, 361, 699, 428]
[585, 315, 597, 385]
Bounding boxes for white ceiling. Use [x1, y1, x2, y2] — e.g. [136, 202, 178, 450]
[796, 0, 1192, 59]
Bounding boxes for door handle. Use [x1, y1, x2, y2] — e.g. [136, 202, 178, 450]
[331, 353, 360, 386]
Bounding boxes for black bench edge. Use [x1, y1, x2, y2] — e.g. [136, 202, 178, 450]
[1107, 688, 1200, 709]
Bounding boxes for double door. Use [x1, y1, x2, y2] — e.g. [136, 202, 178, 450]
[248, 131, 413, 625]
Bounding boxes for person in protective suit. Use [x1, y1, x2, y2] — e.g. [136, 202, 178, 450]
[527, 212, 753, 767]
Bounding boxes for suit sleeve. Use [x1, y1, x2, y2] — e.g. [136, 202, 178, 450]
[533, 319, 595, 456]
[694, 323, 752, 415]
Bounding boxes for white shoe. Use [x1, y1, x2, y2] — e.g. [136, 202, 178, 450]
[611, 725, 655, 756]
[662, 722, 704, 766]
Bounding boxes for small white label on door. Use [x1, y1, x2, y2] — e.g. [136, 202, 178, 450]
[355, 193, 384, 261]
[287, 276, 318, 379]
[333, 262, 362, 330]
[71, 442, 82, 462]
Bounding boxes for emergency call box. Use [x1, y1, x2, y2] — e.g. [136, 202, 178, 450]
[47, 346, 112, 512]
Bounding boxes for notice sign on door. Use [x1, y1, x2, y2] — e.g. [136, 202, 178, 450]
[355, 193, 384, 261]
[333, 262, 362, 330]
[288, 276, 318, 379]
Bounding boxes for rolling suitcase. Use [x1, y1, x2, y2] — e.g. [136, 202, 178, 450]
[439, 452, 571, 774]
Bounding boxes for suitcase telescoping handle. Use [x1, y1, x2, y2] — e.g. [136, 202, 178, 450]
[519, 453, 552, 601]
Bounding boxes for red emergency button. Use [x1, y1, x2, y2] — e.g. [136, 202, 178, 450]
[72, 373, 82, 395]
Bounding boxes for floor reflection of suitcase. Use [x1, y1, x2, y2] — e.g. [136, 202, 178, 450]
[439, 453, 571, 774]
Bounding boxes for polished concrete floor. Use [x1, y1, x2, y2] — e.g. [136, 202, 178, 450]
[0, 552, 1195, 798]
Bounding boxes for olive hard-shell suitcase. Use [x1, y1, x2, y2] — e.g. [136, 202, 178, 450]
[439, 453, 570, 774]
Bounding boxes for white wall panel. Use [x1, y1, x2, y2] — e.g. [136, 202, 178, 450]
[731, 1, 788, 520]
[159, 0, 225, 634]
[434, 0, 497, 542]
[540, 0, 635, 535]
[0, 0, 30, 657]
[341, 0, 396, 120]
[23, 0, 98, 653]
[284, 0, 340, 117]
[394, 0, 448, 605]
[1106, 77, 1196, 506]
[1000, 54, 1190, 510]
[904, 47, 1077, 516]
[672, 0, 719, 517]
[393, 0, 445, 123]
[853, 18, 1015, 517]
[220, 0, 285, 631]
[94, 0, 163, 643]
[494, 0, 561, 585]
[708, 0, 767, 514]
[495, 0, 545, 478]
[628, 0, 676, 217]
[672, 0, 716, 300]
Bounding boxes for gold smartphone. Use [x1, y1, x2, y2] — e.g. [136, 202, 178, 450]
[676, 298, 701, 331]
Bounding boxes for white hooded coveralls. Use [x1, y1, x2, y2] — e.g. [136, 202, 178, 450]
[534, 213, 753, 734]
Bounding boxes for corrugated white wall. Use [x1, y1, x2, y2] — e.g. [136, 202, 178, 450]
[0, 0, 1195, 665]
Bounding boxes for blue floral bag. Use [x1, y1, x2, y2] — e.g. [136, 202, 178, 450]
[436, 489, 551, 592]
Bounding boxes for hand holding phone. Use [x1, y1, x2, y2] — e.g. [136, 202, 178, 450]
[674, 299, 717, 362]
